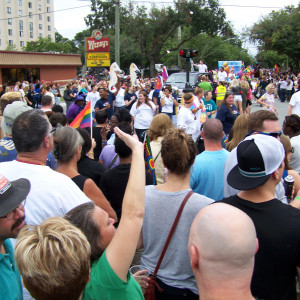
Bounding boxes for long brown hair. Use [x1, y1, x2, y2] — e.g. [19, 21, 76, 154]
[136, 91, 152, 109]
[218, 92, 234, 114]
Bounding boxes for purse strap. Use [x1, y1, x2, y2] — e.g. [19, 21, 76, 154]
[152, 190, 194, 276]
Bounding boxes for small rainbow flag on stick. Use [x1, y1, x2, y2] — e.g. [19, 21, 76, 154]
[144, 133, 157, 185]
[69, 101, 91, 128]
[162, 66, 168, 81]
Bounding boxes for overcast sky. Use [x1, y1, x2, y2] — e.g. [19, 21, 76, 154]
[53, 0, 299, 56]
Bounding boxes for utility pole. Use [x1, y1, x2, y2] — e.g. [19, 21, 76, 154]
[178, 26, 181, 67]
[115, 0, 120, 66]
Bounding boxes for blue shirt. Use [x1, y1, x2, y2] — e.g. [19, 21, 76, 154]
[0, 137, 57, 170]
[0, 240, 23, 300]
[190, 149, 229, 201]
[203, 99, 217, 118]
[216, 104, 239, 134]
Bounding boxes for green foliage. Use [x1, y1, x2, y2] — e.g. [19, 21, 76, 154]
[249, 4, 300, 68]
[255, 50, 287, 69]
[85, 0, 235, 75]
[24, 34, 77, 54]
[5, 44, 18, 51]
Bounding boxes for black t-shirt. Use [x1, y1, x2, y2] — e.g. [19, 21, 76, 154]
[220, 195, 300, 300]
[92, 126, 104, 161]
[99, 163, 153, 224]
[77, 156, 107, 187]
[26, 90, 35, 103]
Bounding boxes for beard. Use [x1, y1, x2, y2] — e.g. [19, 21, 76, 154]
[11, 216, 25, 236]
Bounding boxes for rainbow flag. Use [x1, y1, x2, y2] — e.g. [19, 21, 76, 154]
[69, 101, 91, 128]
[274, 64, 279, 74]
[243, 66, 251, 73]
[241, 61, 245, 68]
[162, 66, 168, 81]
[144, 134, 157, 185]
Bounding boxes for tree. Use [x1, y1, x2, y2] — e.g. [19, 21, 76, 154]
[24, 34, 77, 54]
[85, 0, 235, 75]
[249, 4, 300, 69]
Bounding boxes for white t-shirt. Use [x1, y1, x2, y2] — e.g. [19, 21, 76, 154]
[161, 95, 173, 114]
[86, 91, 100, 112]
[0, 160, 91, 226]
[18, 89, 26, 103]
[218, 71, 227, 82]
[279, 80, 288, 89]
[130, 101, 156, 129]
[290, 91, 300, 116]
[177, 106, 198, 141]
[290, 135, 300, 173]
[115, 88, 125, 107]
[196, 63, 207, 73]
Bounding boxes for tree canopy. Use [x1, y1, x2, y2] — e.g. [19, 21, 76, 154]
[249, 4, 300, 69]
[85, 0, 236, 75]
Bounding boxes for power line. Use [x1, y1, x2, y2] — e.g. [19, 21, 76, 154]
[0, 4, 90, 22]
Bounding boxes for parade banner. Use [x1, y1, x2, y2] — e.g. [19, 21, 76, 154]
[218, 61, 242, 74]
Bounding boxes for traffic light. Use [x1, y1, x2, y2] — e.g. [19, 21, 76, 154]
[179, 49, 198, 58]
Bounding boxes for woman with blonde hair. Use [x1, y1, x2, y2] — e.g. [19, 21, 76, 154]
[230, 78, 242, 114]
[226, 114, 249, 152]
[148, 114, 174, 184]
[240, 80, 250, 113]
[257, 83, 278, 114]
[53, 126, 117, 222]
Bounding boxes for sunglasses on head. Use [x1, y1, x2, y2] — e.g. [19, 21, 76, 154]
[245, 130, 282, 139]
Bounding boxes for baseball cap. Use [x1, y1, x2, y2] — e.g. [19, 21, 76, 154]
[1, 101, 32, 134]
[227, 134, 285, 190]
[0, 175, 30, 217]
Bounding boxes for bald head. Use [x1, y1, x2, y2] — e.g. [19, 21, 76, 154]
[202, 119, 224, 141]
[189, 203, 257, 279]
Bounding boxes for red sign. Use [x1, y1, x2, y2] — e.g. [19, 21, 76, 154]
[86, 37, 110, 52]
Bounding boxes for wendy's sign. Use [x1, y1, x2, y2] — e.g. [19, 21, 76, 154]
[86, 30, 110, 52]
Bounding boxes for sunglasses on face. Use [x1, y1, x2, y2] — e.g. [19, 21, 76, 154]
[245, 130, 282, 139]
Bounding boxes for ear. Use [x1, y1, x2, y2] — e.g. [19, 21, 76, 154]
[43, 134, 51, 149]
[255, 238, 259, 254]
[189, 244, 200, 270]
[200, 131, 205, 139]
[222, 131, 225, 138]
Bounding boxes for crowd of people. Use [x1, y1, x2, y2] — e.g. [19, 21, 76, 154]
[1, 63, 300, 300]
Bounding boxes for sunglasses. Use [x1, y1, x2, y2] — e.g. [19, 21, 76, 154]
[0, 200, 26, 220]
[246, 130, 282, 139]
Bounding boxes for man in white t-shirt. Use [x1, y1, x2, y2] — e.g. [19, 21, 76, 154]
[114, 87, 125, 113]
[217, 67, 227, 82]
[193, 60, 208, 73]
[86, 83, 100, 115]
[0, 109, 91, 226]
[288, 91, 300, 116]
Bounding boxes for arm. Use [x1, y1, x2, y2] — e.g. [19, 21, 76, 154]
[288, 104, 293, 116]
[160, 96, 165, 107]
[257, 96, 267, 108]
[83, 179, 118, 222]
[106, 127, 145, 281]
[24, 96, 32, 106]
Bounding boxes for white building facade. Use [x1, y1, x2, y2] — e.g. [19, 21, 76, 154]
[0, 0, 55, 50]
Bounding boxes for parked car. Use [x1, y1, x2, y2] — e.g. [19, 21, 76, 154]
[165, 71, 210, 100]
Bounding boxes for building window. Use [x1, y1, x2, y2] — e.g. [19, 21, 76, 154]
[28, 2, 32, 8]
[8, 29, 13, 36]
[20, 41, 25, 47]
[47, 7, 50, 12]
[18, 0, 22, 6]
[39, 14, 42, 20]
[19, 20, 23, 30]
[7, 7, 11, 14]
[39, 24, 42, 30]
[18, 10, 22, 16]
[39, 33, 43, 38]
[29, 12, 32, 18]
[47, 16, 50, 22]
[48, 34, 51, 39]
[6, 0, 11, 3]
[8, 18, 12, 25]
[30, 32, 33, 38]
[47, 0, 50, 3]
[48, 26, 51, 31]
[9, 40, 13, 46]
[29, 22, 33, 31]
[38, 4, 41, 11]
[20, 31, 24, 37]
